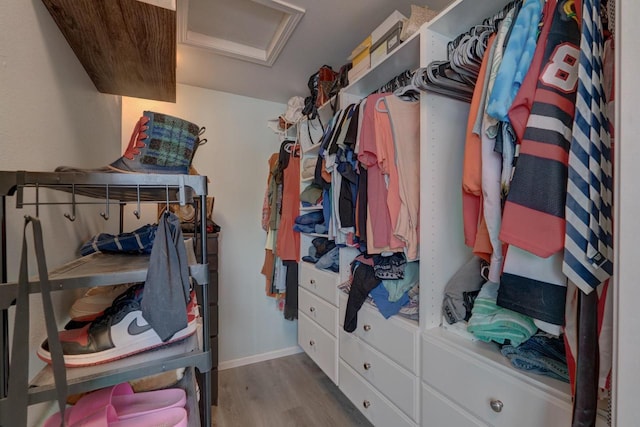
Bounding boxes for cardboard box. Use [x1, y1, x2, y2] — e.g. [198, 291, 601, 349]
[371, 10, 407, 45]
[348, 55, 371, 82]
[352, 47, 370, 68]
[349, 35, 372, 60]
[370, 22, 403, 67]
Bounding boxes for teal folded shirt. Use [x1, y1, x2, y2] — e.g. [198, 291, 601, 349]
[467, 281, 537, 347]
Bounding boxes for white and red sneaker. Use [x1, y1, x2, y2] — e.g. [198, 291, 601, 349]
[68, 283, 135, 322]
[38, 284, 199, 367]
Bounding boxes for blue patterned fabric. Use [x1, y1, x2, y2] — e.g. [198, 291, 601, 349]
[562, 0, 614, 294]
[80, 224, 157, 256]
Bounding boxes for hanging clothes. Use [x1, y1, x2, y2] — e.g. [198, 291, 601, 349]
[383, 95, 420, 261]
[462, 34, 497, 263]
[497, 0, 580, 328]
[275, 140, 301, 262]
[373, 97, 405, 251]
[261, 153, 281, 297]
[357, 93, 401, 253]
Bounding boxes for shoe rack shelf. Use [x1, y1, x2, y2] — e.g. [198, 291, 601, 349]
[0, 170, 212, 427]
[0, 252, 208, 309]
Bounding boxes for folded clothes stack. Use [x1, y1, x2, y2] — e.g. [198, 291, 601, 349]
[293, 210, 326, 234]
[302, 237, 339, 272]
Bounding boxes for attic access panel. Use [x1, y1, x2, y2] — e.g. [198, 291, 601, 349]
[42, 0, 176, 102]
[178, 0, 305, 66]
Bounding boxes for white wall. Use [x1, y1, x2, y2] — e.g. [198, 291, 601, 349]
[122, 85, 299, 366]
[1, 1, 123, 425]
[614, 0, 639, 424]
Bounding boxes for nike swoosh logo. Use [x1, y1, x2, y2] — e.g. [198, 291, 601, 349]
[128, 317, 153, 335]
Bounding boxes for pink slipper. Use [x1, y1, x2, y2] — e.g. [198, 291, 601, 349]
[43, 382, 186, 427]
[75, 406, 188, 427]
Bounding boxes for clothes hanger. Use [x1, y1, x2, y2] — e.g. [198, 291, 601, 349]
[393, 70, 421, 101]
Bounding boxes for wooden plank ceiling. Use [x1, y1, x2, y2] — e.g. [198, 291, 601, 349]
[42, 0, 176, 102]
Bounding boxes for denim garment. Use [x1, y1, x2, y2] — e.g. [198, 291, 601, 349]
[293, 223, 316, 233]
[295, 210, 324, 225]
[501, 333, 569, 382]
[311, 237, 335, 257]
[80, 224, 157, 256]
[314, 224, 328, 234]
[315, 246, 339, 272]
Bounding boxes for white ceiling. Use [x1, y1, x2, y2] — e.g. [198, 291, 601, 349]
[176, 0, 455, 104]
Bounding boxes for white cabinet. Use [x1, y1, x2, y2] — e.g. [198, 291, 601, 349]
[417, 1, 614, 426]
[297, 263, 340, 384]
[338, 292, 420, 423]
[339, 361, 417, 427]
[422, 330, 573, 427]
[298, 311, 338, 384]
[299, 0, 622, 424]
[299, 261, 340, 306]
[339, 293, 419, 374]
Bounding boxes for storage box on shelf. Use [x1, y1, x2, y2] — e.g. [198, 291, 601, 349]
[339, 28, 420, 106]
[371, 10, 407, 47]
[348, 36, 373, 82]
[370, 21, 404, 68]
[0, 171, 213, 427]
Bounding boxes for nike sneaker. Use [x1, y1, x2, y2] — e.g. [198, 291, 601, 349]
[38, 284, 199, 367]
[69, 283, 136, 322]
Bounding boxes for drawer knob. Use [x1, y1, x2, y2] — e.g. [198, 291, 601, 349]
[309, 306, 316, 313]
[490, 399, 504, 413]
[309, 340, 315, 346]
[310, 279, 316, 285]
[363, 362, 371, 370]
[363, 400, 371, 409]
[363, 324, 372, 332]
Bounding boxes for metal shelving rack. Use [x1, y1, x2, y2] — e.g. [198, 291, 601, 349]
[0, 170, 212, 427]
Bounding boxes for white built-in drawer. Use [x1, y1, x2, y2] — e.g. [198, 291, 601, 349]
[421, 382, 486, 427]
[339, 361, 417, 427]
[421, 331, 573, 427]
[299, 262, 339, 305]
[298, 312, 337, 384]
[340, 330, 419, 421]
[339, 292, 419, 373]
[299, 287, 338, 336]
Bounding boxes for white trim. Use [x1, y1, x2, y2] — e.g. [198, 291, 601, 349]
[218, 346, 303, 370]
[177, 0, 305, 66]
[136, 0, 176, 10]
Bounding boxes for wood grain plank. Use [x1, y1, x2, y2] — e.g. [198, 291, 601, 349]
[42, 0, 176, 102]
[214, 353, 372, 426]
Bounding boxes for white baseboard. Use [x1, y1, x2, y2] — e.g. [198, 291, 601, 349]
[218, 346, 303, 371]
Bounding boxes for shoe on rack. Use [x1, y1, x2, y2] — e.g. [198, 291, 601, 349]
[69, 283, 136, 323]
[108, 111, 204, 175]
[55, 111, 205, 175]
[44, 382, 187, 427]
[38, 284, 200, 367]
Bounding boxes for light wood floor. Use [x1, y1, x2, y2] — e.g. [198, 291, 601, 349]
[213, 352, 373, 427]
